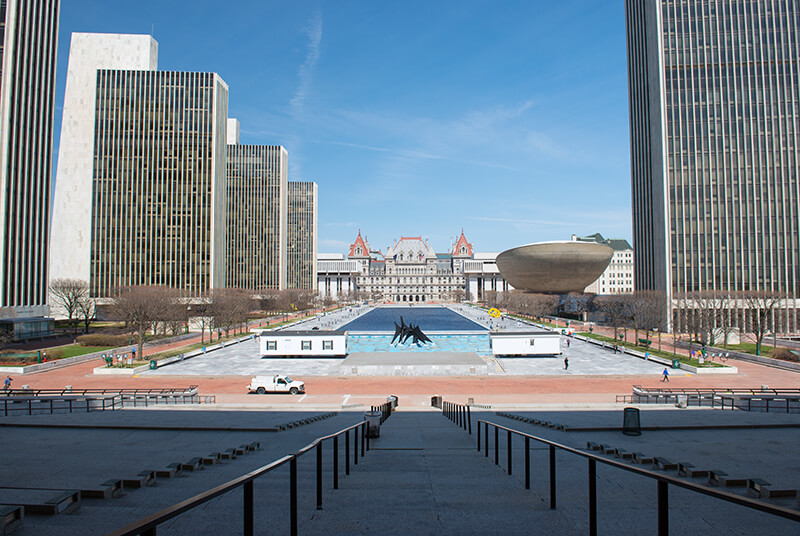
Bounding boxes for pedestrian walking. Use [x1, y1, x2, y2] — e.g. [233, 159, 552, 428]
[661, 368, 670, 382]
[564, 356, 569, 370]
[566, 339, 570, 348]
[3, 376, 11, 391]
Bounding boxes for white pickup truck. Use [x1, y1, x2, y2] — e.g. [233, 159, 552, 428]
[247, 375, 305, 395]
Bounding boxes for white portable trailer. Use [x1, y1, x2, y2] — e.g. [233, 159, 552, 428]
[490, 331, 562, 356]
[259, 330, 348, 357]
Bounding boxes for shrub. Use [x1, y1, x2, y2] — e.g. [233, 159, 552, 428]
[770, 348, 800, 362]
[44, 348, 64, 360]
[75, 334, 129, 347]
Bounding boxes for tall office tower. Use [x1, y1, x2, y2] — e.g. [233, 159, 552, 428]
[626, 0, 799, 329]
[0, 0, 59, 324]
[52, 34, 229, 298]
[51, 33, 158, 290]
[287, 181, 318, 290]
[226, 145, 287, 290]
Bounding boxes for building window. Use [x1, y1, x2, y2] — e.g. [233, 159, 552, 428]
[323, 340, 333, 350]
[302, 341, 312, 350]
[266, 341, 277, 351]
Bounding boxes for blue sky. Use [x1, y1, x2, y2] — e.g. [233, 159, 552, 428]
[55, 0, 632, 255]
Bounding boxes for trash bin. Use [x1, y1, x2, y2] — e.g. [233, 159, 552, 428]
[149, 360, 157, 370]
[387, 395, 399, 409]
[672, 359, 681, 369]
[622, 407, 641, 436]
[431, 395, 442, 408]
[675, 395, 688, 408]
[364, 411, 382, 438]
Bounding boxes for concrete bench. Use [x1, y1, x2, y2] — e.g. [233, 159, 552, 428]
[748, 478, 772, 498]
[601, 445, 616, 455]
[122, 471, 155, 489]
[614, 448, 634, 460]
[221, 449, 237, 460]
[709, 470, 747, 487]
[654, 457, 678, 471]
[156, 466, 179, 479]
[632, 453, 654, 464]
[678, 463, 709, 478]
[81, 479, 122, 499]
[586, 441, 601, 451]
[0, 505, 23, 534]
[0, 489, 80, 515]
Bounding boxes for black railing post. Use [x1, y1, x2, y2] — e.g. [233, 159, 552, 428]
[244, 480, 254, 536]
[354, 426, 359, 465]
[507, 430, 512, 475]
[467, 405, 472, 435]
[589, 458, 597, 536]
[477, 420, 481, 451]
[549, 445, 556, 509]
[143, 528, 156, 536]
[494, 426, 499, 466]
[525, 436, 530, 490]
[316, 443, 323, 510]
[484, 422, 489, 457]
[346, 430, 351, 475]
[658, 479, 668, 536]
[290, 456, 298, 536]
[333, 436, 339, 490]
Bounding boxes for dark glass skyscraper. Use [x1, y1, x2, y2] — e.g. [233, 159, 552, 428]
[626, 0, 799, 328]
[0, 0, 59, 316]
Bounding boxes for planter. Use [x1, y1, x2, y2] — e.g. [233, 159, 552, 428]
[93, 364, 150, 375]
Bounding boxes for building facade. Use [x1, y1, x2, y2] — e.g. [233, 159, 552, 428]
[225, 145, 287, 290]
[91, 69, 228, 296]
[51, 33, 228, 298]
[0, 0, 59, 321]
[626, 0, 799, 329]
[572, 234, 634, 294]
[317, 231, 508, 302]
[287, 181, 317, 290]
[50, 33, 158, 291]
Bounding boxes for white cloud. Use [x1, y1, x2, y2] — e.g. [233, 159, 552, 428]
[290, 12, 323, 117]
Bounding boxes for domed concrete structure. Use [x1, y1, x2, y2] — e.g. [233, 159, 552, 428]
[496, 241, 613, 294]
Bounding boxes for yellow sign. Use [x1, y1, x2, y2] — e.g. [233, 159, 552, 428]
[488, 308, 501, 318]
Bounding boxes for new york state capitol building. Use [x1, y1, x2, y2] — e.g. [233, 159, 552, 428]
[317, 231, 510, 302]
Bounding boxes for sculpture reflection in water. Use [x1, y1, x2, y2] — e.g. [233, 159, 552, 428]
[391, 317, 432, 346]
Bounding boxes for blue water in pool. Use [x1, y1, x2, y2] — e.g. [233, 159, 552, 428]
[339, 306, 485, 332]
[348, 334, 491, 355]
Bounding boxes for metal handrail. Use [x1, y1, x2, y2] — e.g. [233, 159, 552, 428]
[108, 420, 370, 536]
[370, 401, 393, 424]
[4, 385, 199, 397]
[442, 400, 472, 434]
[476, 420, 800, 535]
[632, 385, 800, 396]
[1, 394, 123, 416]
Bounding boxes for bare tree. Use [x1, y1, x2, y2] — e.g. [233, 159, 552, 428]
[76, 295, 96, 334]
[741, 290, 783, 355]
[596, 294, 634, 342]
[111, 286, 170, 359]
[49, 279, 89, 334]
[632, 290, 667, 346]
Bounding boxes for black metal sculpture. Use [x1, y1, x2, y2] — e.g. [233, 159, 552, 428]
[391, 316, 432, 346]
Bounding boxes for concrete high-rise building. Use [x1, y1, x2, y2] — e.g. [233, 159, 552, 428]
[287, 181, 317, 290]
[626, 0, 799, 329]
[0, 0, 59, 327]
[226, 145, 287, 290]
[51, 34, 228, 298]
[51, 33, 157, 290]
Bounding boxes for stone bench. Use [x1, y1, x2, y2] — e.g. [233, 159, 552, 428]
[709, 470, 747, 488]
[81, 479, 122, 499]
[122, 471, 155, 489]
[654, 457, 678, 471]
[0, 505, 23, 534]
[678, 463, 708, 478]
[632, 453, 654, 464]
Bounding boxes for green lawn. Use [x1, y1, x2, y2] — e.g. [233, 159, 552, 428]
[56, 345, 113, 358]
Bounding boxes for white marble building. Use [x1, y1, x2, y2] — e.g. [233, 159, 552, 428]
[572, 233, 634, 294]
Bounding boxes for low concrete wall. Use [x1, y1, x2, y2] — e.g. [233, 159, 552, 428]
[676, 342, 800, 373]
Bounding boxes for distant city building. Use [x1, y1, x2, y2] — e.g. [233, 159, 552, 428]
[316, 253, 361, 299]
[51, 34, 229, 298]
[572, 234, 634, 294]
[0, 0, 59, 334]
[317, 231, 508, 302]
[225, 145, 287, 290]
[287, 181, 317, 290]
[626, 0, 799, 330]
